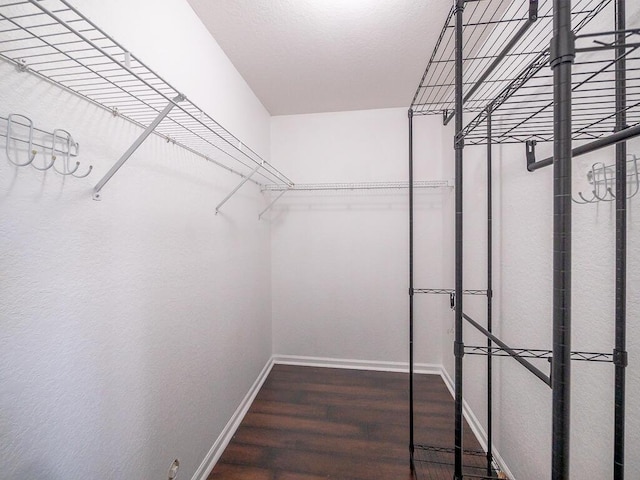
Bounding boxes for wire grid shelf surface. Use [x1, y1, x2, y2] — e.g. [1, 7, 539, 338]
[0, 0, 291, 187]
[410, 0, 640, 145]
[413, 445, 501, 480]
[464, 27, 640, 145]
[465, 345, 614, 362]
[261, 180, 452, 192]
[413, 288, 487, 295]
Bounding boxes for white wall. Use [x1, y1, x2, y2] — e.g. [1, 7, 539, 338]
[269, 108, 452, 366]
[0, 1, 272, 479]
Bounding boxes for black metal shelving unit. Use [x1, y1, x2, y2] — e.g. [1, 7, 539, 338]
[408, 0, 636, 478]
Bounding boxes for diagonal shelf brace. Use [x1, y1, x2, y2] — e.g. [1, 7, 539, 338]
[93, 94, 185, 200]
[258, 188, 290, 220]
[215, 162, 263, 214]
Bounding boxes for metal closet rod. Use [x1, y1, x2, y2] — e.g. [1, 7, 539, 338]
[463, 313, 552, 387]
[526, 122, 640, 171]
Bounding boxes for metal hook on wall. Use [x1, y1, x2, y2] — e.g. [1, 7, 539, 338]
[5, 114, 37, 167]
[573, 162, 605, 204]
[608, 154, 640, 200]
[591, 162, 613, 202]
[573, 155, 640, 204]
[51, 129, 80, 176]
[2, 114, 92, 179]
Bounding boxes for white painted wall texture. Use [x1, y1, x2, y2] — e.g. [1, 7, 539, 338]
[269, 109, 451, 366]
[0, 1, 272, 479]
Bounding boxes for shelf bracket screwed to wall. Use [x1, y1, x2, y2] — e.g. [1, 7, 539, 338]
[258, 188, 290, 220]
[215, 161, 263, 214]
[92, 94, 185, 200]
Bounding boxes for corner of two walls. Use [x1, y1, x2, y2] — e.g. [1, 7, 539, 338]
[1, 1, 273, 480]
[268, 108, 451, 369]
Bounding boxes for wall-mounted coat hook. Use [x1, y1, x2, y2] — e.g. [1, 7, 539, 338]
[2, 114, 91, 179]
[573, 155, 639, 204]
[51, 128, 93, 178]
[30, 147, 56, 171]
[607, 154, 639, 200]
[5, 114, 37, 167]
[573, 162, 611, 204]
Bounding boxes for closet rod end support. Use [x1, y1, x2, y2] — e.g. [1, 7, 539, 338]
[526, 140, 537, 172]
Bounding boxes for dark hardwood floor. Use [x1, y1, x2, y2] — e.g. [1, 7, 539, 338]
[208, 364, 487, 480]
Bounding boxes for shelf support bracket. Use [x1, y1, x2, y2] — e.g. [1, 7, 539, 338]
[93, 94, 185, 200]
[215, 162, 263, 214]
[258, 188, 290, 220]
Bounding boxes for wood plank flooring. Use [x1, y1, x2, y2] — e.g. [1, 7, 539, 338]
[208, 364, 487, 480]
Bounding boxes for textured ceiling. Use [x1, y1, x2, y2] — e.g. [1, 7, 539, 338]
[186, 0, 450, 116]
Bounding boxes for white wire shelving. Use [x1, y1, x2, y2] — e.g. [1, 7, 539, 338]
[261, 180, 452, 192]
[0, 0, 293, 200]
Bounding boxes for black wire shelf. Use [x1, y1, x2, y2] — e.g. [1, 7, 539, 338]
[463, 27, 640, 145]
[413, 445, 503, 480]
[413, 288, 488, 295]
[411, 0, 608, 116]
[465, 345, 614, 362]
[409, 0, 640, 147]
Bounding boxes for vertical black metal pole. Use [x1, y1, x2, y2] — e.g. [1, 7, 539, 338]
[550, 1, 574, 478]
[454, 1, 465, 478]
[409, 108, 415, 471]
[486, 106, 494, 478]
[614, 0, 627, 478]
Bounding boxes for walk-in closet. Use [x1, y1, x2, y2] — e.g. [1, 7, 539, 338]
[1, 1, 638, 479]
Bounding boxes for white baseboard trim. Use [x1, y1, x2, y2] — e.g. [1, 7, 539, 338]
[191, 356, 515, 480]
[439, 368, 516, 480]
[272, 354, 441, 375]
[190, 358, 275, 480]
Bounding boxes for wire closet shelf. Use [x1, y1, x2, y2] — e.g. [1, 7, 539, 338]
[261, 180, 452, 192]
[411, 0, 640, 146]
[0, 0, 292, 189]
